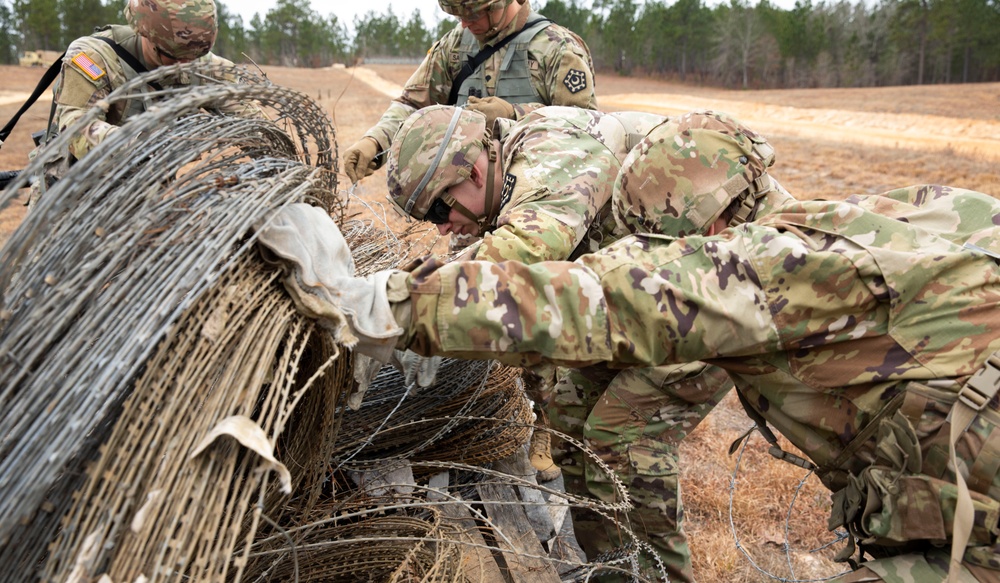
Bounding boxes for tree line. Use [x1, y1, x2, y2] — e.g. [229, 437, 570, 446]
[2, 0, 998, 89]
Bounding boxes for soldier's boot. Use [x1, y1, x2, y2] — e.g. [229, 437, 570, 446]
[529, 429, 561, 482]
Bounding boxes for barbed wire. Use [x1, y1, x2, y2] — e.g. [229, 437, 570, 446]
[0, 61, 344, 581]
[728, 426, 852, 582]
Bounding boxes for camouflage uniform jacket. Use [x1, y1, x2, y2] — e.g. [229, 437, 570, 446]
[400, 184, 1000, 555]
[472, 106, 665, 264]
[53, 24, 238, 161]
[362, 3, 597, 155]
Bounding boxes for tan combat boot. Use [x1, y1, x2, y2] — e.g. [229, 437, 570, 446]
[529, 429, 560, 482]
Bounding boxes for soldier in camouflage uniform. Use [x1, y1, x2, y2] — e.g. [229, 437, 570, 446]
[257, 110, 1000, 582]
[29, 0, 254, 205]
[385, 103, 731, 581]
[342, 0, 598, 187]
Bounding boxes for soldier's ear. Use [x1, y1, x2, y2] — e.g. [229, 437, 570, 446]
[469, 163, 484, 188]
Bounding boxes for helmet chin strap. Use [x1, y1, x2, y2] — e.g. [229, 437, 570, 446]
[477, 139, 501, 234]
[437, 140, 501, 235]
[480, 4, 507, 39]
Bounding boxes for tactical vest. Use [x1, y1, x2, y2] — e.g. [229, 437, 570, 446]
[453, 16, 552, 106]
[89, 25, 149, 122]
[27, 25, 149, 207]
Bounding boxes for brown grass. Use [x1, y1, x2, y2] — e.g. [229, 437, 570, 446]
[2, 62, 998, 581]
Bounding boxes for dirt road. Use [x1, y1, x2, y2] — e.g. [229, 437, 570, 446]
[349, 65, 1000, 162]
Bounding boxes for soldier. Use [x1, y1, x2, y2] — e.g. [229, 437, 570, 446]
[359, 103, 732, 581]
[341, 0, 598, 187]
[29, 0, 256, 205]
[258, 110, 1000, 582]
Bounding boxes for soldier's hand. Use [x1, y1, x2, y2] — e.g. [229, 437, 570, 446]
[390, 349, 442, 388]
[343, 137, 381, 183]
[466, 96, 515, 128]
[255, 203, 403, 362]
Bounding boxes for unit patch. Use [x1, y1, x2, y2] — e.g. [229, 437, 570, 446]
[562, 69, 587, 94]
[500, 173, 516, 209]
[71, 53, 106, 81]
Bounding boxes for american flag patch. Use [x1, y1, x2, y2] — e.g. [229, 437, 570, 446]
[71, 53, 106, 81]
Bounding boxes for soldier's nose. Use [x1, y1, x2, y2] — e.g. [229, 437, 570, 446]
[437, 223, 452, 236]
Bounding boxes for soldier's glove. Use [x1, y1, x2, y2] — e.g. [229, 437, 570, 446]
[343, 136, 381, 183]
[255, 203, 402, 363]
[390, 349, 442, 388]
[349, 352, 384, 410]
[466, 96, 515, 128]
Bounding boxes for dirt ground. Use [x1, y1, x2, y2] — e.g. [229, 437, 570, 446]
[1, 62, 999, 581]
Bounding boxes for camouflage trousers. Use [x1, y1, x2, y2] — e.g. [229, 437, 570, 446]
[549, 361, 733, 583]
[833, 549, 1000, 582]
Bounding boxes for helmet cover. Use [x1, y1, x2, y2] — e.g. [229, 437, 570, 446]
[387, 105, 488, 221]
[124, 0, 217, 61]
[613, 110, 775, 237]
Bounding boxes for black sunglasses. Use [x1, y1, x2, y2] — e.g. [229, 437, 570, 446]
[156, 46, 180, 61]
[425, 196, 453, 225]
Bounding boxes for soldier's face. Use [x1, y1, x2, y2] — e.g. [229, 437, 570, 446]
[435, 178, 486, 237]
[458, 11, 491, 35]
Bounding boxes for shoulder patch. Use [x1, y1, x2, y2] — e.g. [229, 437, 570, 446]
[500, 173, 517, 209]
[562, 69, 587, 94]
[71, 53, 106, 81]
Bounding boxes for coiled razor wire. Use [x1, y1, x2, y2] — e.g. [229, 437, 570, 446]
[42, 252, 350, 582]
[0, 61, 352, 580]
[729, 427, 852, 582]
[333, 360, 533, 470]
[244, 503, 464, 582]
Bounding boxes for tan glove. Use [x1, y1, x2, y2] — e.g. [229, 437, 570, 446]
[255, 203, 402, 362]
[466, 96, 515, 129]
[390, 349, 442, 388]
[342, 136, 381, 183]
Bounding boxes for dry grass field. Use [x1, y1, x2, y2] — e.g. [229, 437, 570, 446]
[1, 62, 998, 582]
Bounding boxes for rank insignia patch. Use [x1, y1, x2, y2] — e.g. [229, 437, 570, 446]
[72, 53, 106, 81]
[500, 173, 516, 209]
[562, 69, 587, 94]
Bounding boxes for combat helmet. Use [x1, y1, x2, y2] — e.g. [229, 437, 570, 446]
[437, 0, 516, 19]
[124, 0, 217, 62]
[613, 110, 775, 238]
[387, 105, 490, 223]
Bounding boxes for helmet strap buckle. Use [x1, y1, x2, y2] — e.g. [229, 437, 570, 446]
[479, 139, 501, 233]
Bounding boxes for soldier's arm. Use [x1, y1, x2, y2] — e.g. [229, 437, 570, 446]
[530, 27, 597, 111]
[363, 27, 464, 153]
[54, 48, 119, 160]
[400, 233, 780, 368]
[473, 205, 582, 264]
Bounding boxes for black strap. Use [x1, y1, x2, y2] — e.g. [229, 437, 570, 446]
[0, 52, 65, 143]
[0, 36, 163, 147]
[0, 169, 20, 189]
[92, 37, 163, 92]
[446, 17, 552, 106]
[730, 387, 816, 470]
